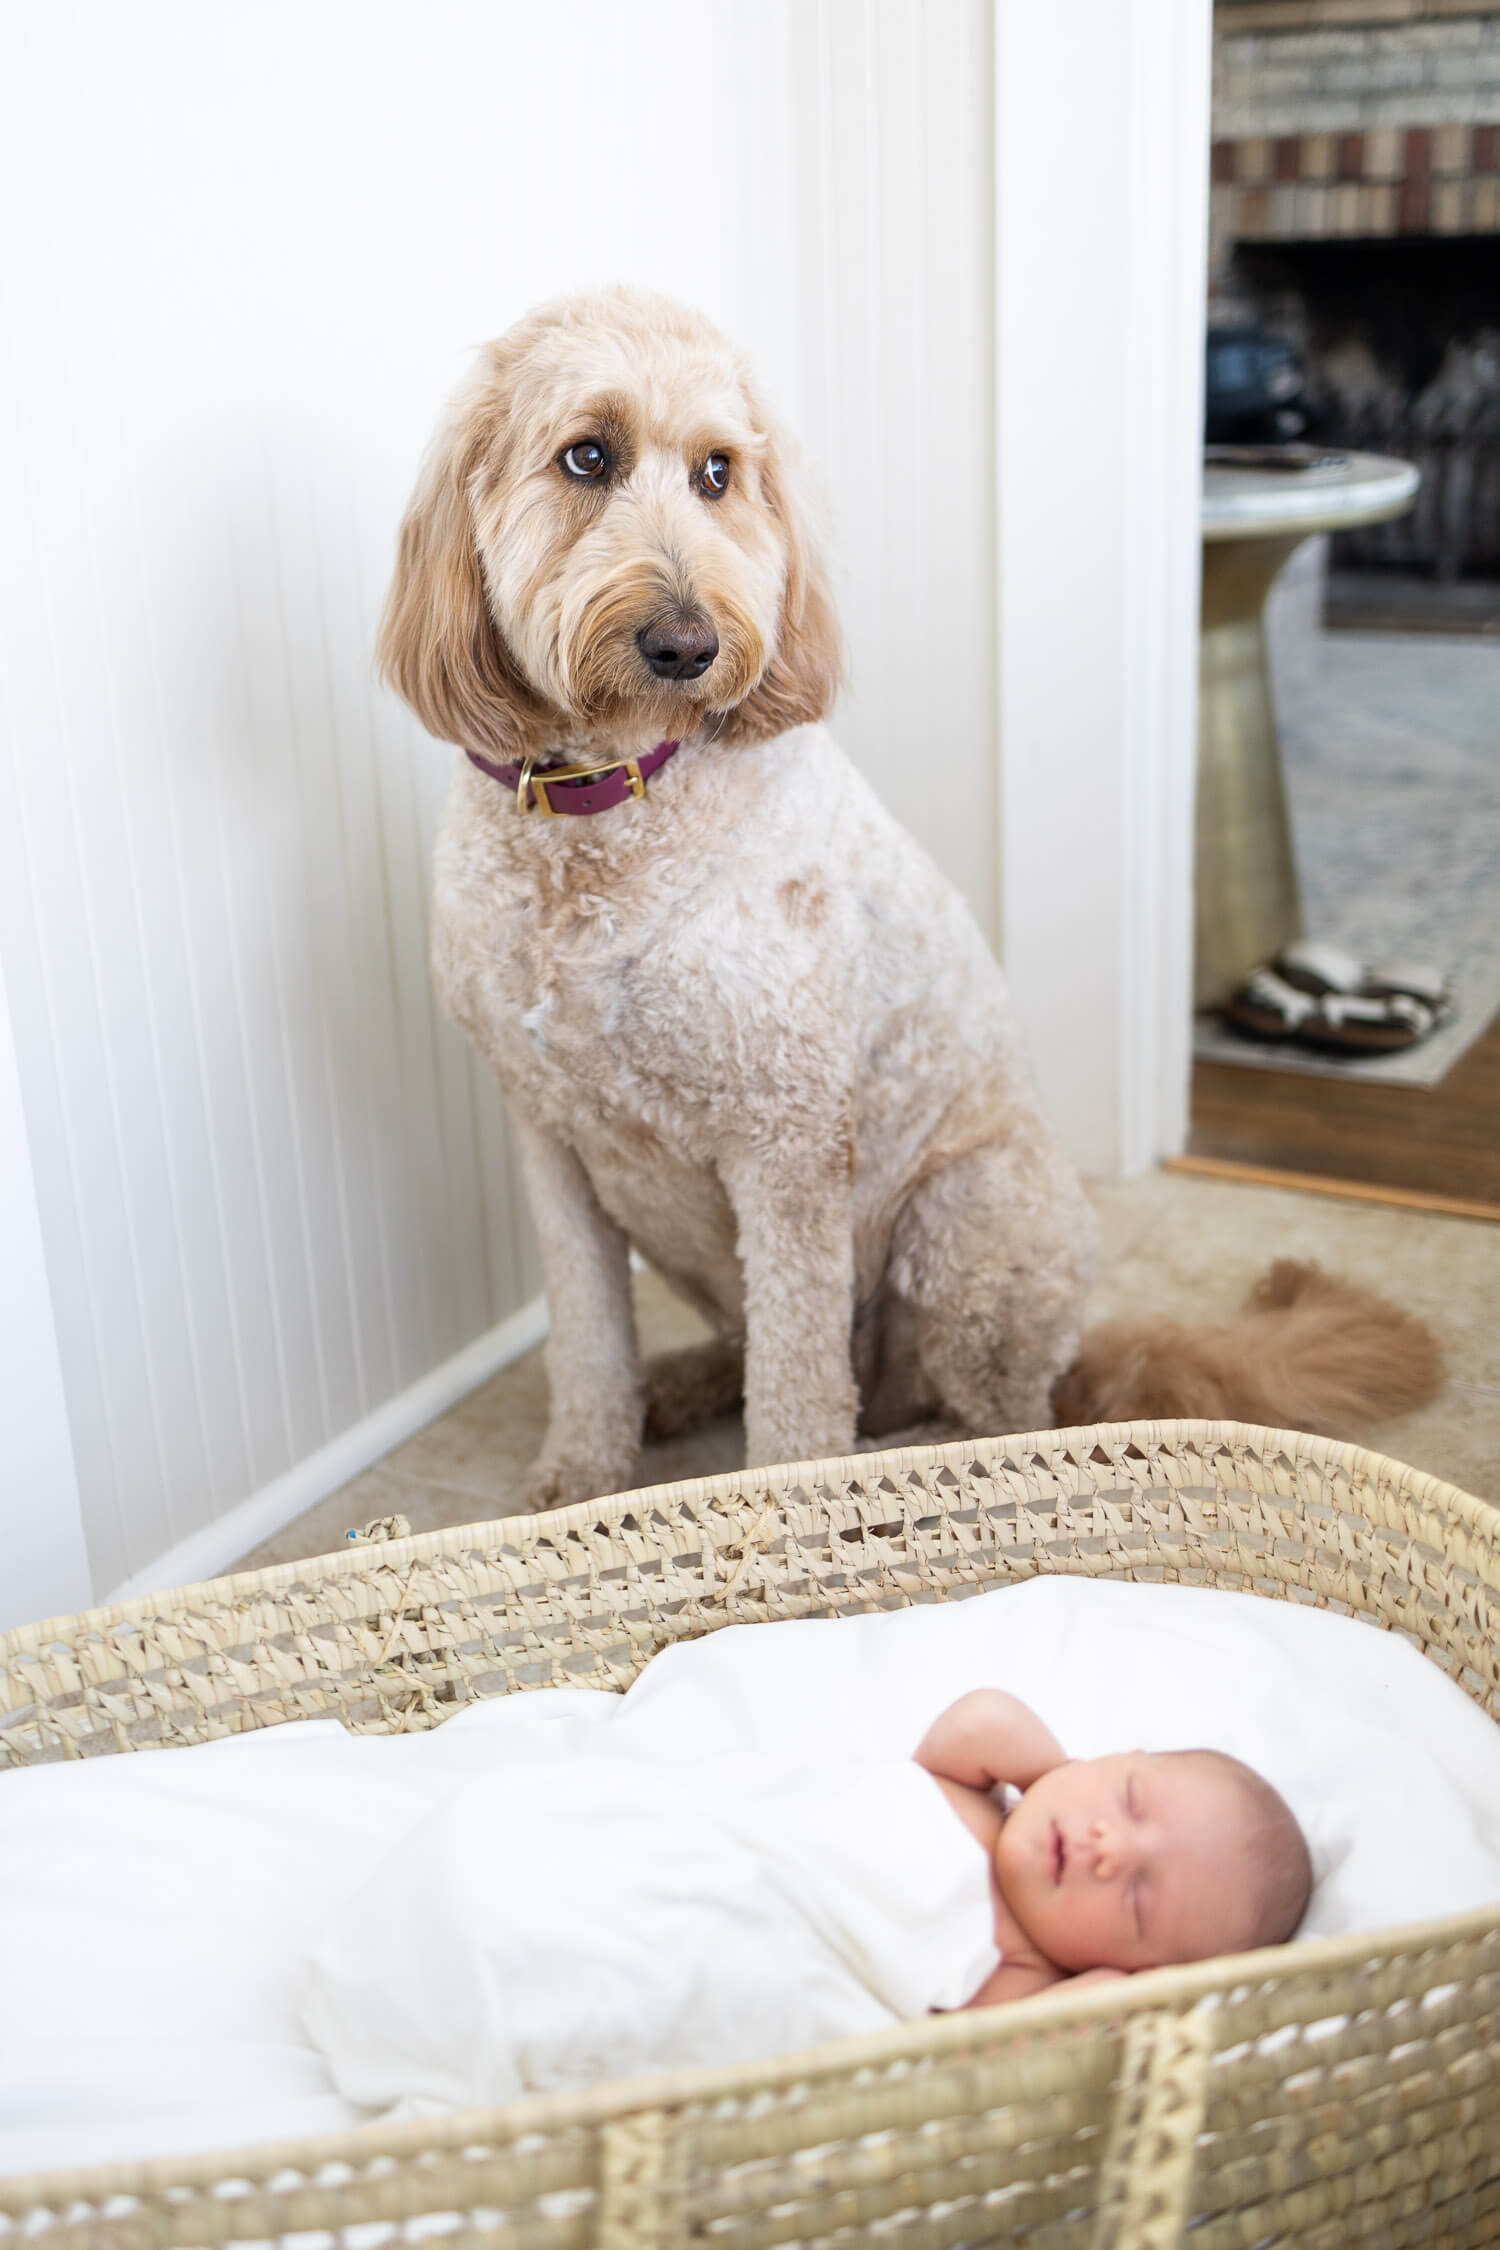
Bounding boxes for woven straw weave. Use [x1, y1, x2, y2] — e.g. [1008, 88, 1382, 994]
[3, 1417, 1499, 2249]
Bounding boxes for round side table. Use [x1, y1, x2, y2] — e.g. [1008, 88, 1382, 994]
[1196, 452, 1420, 1008]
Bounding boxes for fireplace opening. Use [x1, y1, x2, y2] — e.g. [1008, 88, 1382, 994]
[1228, 232, 1500, 630]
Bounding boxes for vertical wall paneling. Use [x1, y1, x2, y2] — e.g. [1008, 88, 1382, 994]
[995, 0, 1211, 1176]
[0, 952, 92, 1628]
[0, 0, 1000, 1596]
[784, 2, 1000, 939]
[1123, 5, 1213, 1170]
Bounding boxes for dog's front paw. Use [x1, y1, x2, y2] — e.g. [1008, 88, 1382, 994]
[522, 1450, 635, 1515]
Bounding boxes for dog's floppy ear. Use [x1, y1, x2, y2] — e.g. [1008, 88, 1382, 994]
[720, 406, 843, 743]
[378, 385, 544, 761]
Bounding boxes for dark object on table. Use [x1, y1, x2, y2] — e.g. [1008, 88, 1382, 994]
[1205, 326, 1318, 444]
[1205, 443, 1351, 472]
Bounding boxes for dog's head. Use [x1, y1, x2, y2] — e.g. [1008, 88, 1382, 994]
[379, 288, 841, 762]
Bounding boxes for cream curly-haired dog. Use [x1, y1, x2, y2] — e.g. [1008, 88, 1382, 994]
[382, 288, 1438, 1510]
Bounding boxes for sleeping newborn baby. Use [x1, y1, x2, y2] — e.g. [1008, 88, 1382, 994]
[915, 1688, 1312, 2008]
[304, 1686, 1311, 2115]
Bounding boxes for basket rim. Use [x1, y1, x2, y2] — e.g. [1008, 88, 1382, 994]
[3, 1893, 1498, 2212]
[3, 1418, 1499, 2212]
[4, 1415, 1494, 1659]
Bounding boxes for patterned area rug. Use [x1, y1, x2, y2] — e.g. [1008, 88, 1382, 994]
[1194, 627, 1500, 1087]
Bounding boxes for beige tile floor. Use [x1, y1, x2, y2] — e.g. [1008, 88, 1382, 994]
[233, 1168, 1498, 1574]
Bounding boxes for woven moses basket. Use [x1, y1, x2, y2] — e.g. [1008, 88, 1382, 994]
[4, 1418, 1500, 2250]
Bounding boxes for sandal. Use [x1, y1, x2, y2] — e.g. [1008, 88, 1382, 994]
[1272, 939, 1453, 1020]
[1297, 987, 1444, 1054]
[1222, 954, 1450, 1056]
[1223, 967, 1324, 1043]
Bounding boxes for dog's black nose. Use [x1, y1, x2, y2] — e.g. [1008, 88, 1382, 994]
[638, 617, 719, 681]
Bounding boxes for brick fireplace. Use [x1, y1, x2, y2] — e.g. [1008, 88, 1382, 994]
[1213, 119, 1499, 246]
[1213, 2, 1500, 257]
[1211, 1, 1500, 613]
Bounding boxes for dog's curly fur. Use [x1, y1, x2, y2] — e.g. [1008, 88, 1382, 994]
[382, 288, 1441, 1509]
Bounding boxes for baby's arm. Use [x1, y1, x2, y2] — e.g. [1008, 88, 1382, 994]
[914, 1689, 1066, 1795]
[960, 1963, 1128, 2011]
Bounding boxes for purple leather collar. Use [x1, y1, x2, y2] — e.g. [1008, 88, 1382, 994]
[465, 738, 681, 817]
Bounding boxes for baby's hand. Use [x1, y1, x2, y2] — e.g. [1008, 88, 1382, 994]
[914, 1689, 1066, 1794]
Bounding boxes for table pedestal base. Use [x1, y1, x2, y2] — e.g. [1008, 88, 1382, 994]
[1195, 533, 1306, 1010]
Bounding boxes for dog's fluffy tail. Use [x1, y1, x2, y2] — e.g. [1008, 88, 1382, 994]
[1052, 1259, 1442, 1436]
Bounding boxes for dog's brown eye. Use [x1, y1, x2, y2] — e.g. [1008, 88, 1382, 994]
[561, 441, 608, 481]
[700, 453, 730, 497]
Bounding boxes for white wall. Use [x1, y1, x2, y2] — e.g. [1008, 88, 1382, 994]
[0, 0, 998, 1599]
[0, 953, 91, 1626]
[995, 0, 1210, 1176]
[785, 1, 998, 922]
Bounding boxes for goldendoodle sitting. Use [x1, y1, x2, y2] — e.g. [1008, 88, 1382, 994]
[380, 288, 1437, 1511]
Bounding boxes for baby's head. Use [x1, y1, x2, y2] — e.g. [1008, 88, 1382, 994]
[994, 1746, 1311, 1975]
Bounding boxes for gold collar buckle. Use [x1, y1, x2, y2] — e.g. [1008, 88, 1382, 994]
[516, 751, 631, 816]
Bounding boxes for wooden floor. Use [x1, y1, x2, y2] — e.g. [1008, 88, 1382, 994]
[1189, 1007, 1500, 1213]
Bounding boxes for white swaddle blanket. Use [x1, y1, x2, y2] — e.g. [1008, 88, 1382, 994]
[304, 1754, 997, 2114]
[6, 1575, 1500, 2177]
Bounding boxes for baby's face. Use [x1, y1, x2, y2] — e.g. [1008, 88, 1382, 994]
[994, 1751, 1262, 1974]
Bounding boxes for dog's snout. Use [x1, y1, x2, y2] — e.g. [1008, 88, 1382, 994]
[638, 616, 720, 682]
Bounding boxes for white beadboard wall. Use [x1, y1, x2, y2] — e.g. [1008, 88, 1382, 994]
[0, 0, 996, 1598]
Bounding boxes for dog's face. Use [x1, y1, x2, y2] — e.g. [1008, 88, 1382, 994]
[475, 311, 785, 732]
[381, 290, 841, 762]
